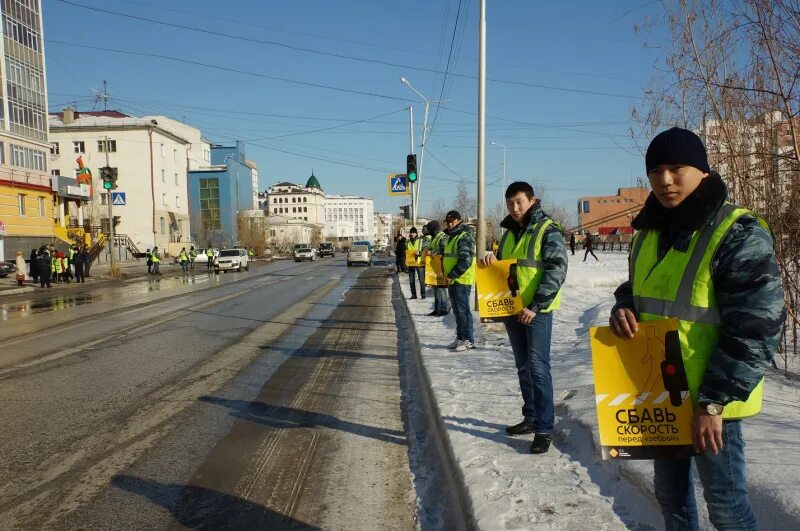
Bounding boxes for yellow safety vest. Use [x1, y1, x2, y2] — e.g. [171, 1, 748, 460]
[498, 218, 562, 312]
[406, 238, 423, 267]
[630, 203, 765, 418]
[151, 251, 160, 263]
[443, 230, 476, 285]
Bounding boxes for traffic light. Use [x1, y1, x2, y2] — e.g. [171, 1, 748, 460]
[406, 154, 418, 183]
[100, 166, 118, 190]
[399, 205, 410, 219]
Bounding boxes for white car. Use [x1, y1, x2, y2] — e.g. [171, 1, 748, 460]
[194, 248, 219, 264]
[215, 248, 249, 272]
[294, 247, 316, 262]
[347, 244, 371, 267]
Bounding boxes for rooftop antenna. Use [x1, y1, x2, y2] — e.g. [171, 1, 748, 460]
[92, 80, 111, 111]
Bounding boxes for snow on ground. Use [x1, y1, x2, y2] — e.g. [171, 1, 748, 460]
[401, 251, 800, 530]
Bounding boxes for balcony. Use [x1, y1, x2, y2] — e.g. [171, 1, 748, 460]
[0, 166, 51, 189]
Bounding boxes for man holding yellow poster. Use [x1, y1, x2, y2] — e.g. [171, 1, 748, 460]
[481, 182, 567, 454]
[608, 127, 785, 530]
[423, 220, 449, 319]
[404, 227, 425, 300]
[590, 318, 694, 460]
[476, 258, 523, 322]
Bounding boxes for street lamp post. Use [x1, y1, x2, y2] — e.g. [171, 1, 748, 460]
[491, 141, 507, 208]
[400, 76, 431, 228]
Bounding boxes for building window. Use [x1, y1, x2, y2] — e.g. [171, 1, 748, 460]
[51, 169, 60, 176]
[582, 201, 590, 213]
[50, 142, 59, 155]
[175, 172, 179, 185]
[162, 193, 167, 206]
[17, 194, 26, 215]
[199, 177, 221, 231]
[100, 192, 108, 206]
[160, 217, 166, 234]
[303, 207, 307, 212]
[173, 149, 178, 162]
[38, 196, 45, 216]
[10, 144, 46, 171]
[303, 197, 307, 202]
[162, 169, 166, 182]
[160, 144, 165, 157]
[175, 196, 180, 207]
[97, 139, 116, 152]
[73, 141, 85, 154]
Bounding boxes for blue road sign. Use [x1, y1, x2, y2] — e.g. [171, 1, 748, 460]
[111, 192, 126, 206]
[388, 174, 409, 195]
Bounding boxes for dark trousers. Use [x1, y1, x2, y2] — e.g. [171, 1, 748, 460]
[408, 266, 425, 298]
[448, 282, 474, 343]
[583, 249, 598, 261]
[39, 271, 51, 288]
[147, 260, 152, 274]
[433, 286, 449, 313]
[74, 265, 85, 283]
[570, 244, 575, 256]
[504, 312, 555, 433]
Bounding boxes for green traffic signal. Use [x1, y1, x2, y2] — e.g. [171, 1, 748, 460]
[406, 154, 418, 183]
[103, 179, 113, 190]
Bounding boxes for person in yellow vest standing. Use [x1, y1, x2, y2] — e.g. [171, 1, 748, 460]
[481, 182, 567, 454]
[425, 220, 449, 316]
[151, 246, 162, 275]
[406, 227, 425, 300]
[179, 247, 189, 273]
[609, 127, 785, 530]
[443, 210, 476, 352]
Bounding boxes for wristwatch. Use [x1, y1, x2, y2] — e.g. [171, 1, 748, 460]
[703, 402, 724, 416]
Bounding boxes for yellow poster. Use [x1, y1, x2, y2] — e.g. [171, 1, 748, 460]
[425, 255, 448, 286]
[589, 318, 694, 460]
[405, 249, 422, 267]
[476, 258, 523, 322]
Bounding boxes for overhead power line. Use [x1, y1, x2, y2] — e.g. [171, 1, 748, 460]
[53, 0, 639, 100]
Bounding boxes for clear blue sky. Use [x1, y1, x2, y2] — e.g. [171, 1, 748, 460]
[43, 0, 666, 222]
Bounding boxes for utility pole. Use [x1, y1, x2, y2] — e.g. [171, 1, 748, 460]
[476, 0, 487, 261]
[408, 106, 415, 226]
[105, 135, 115, 270]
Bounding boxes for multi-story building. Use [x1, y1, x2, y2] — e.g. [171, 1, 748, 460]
[49, 110, 206, 255]
[374, 212, 393, 247]
[188, 142, 254, 248]
[577, 187, 648, 235]
[324, 194, 374, 243]
[0, 0, 54, 260]
[266, 173, 325, 224]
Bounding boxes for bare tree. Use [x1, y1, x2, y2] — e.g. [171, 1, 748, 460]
[635, 0, 800, 371]
[452, 180, 477, 218]
[236, 214, 267, 255]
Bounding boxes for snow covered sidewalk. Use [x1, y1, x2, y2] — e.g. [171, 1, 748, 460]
[400, 252, 800, 530]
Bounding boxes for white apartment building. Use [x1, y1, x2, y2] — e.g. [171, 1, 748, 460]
[324, 194, 374, 243]
[49, 110, 208, 254]
[374, 212, 393, 247]
[245, 160, 258, 212]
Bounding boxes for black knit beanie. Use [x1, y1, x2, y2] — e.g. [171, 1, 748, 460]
[645, 127, 710, 174]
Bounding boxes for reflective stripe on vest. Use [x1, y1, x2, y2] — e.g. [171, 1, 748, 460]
[631, 202, 764, 418]
[443, 231, 476, 285]
[498, 219, 562, 312]
[430, 232, 445, 254]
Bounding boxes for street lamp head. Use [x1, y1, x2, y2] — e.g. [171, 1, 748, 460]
[400, 76, 410, 85]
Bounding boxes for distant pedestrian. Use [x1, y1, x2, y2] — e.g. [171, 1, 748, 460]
[145, 248, 153, 274]
[60, 252, 70, 283]
[29, 248, 39, 284]
[583, 234, 598, 261]
[179, 247, 189, 273]
[406, 227, 425, 300]
[14, 251, 26, 286]
[394, 233, 407, 273]
[569, 232, 576, 256]
[72, 246, 87, 283]
[205, 247, 214, 269]
[151, 246, 162, 275]
[189, 246, 197, 269]
[36, 250, 51, 288]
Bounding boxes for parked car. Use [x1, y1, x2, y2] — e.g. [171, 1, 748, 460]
[0, 261, 16, 278]
[318, 242, 335, 257]
[215, 248, 249, 272]
[294, 247, 316, 262]
[347, 244, 371, 267]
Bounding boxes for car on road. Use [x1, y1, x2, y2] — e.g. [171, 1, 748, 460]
[318, 242, 335, 257]
[215, 248, 249, 272]
[353, 240, 373, 254]
[0, 261, 16, 278]
[347, 244, 371, 267]
[294, 247, 316, 262]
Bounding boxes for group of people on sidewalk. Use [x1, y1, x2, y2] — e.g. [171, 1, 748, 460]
[403, 128, 785, 530]
[14, 244, 90, 288]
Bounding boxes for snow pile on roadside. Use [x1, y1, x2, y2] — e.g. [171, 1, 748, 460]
[401, 251, 800, 530]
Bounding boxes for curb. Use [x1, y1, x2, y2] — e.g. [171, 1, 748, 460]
[392, 273, 477, 530]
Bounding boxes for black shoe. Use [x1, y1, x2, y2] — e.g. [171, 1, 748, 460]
[437, 310, 450, 316]
[505, 421, 536, 436]
[409, 295, 417, 299]
[427, 310, 439, 316]
[530, 433, 552, 454]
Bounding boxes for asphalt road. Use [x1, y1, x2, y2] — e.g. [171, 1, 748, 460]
[0, 255, 415, 530]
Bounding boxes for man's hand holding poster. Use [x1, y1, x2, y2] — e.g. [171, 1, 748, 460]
[476, 258, 523, 322]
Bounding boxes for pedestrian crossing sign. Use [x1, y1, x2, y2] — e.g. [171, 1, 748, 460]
[111, 192, 126, 206]
[388, 173, 410, 196]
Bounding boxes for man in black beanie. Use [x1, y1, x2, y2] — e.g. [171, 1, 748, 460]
[609, 127, 785, 530]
